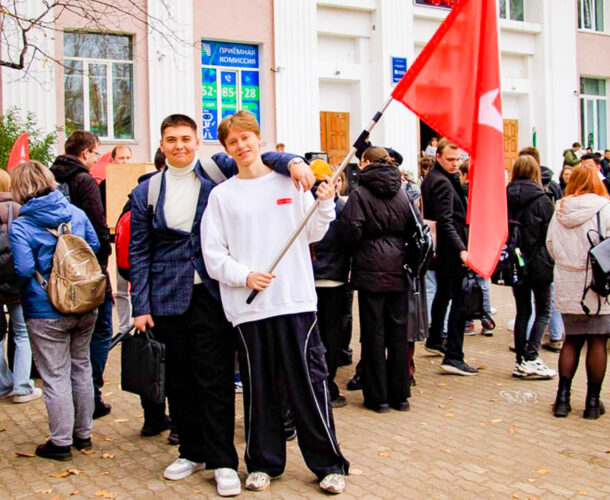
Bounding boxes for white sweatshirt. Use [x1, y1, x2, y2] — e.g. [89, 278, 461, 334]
[164, 157, 202, 284]
[201, 171, 335, 326]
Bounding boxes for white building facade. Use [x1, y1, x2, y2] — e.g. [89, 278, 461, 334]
[0, 0, 597, 176]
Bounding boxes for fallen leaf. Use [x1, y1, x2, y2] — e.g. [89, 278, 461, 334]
[16, 451, 35, 457]
[102, 472, 110, 476]
[377, 451, 388, 458]
[71, 491, 80, 496]
[527, 497, 540, 500]
[49, 468, 80, 478]
[444, 412, 455, 418]
[104, 392, 113, 397]
[103, 437, 116, 442]
[101, 453, 115, 459]
[577, 492, 588, 496]
[437, 404, 447, 409]
[113, 418, 128, 423]
[495, 383, 503, 387]
[51, 496, 62, 500]
[477, 365, 487, 370]
[478, 422, 486, 426]
[81, 449, 95, 455]
[491, 418, 502, 424]
[417, 390, 424, 395]
[508, 428, 516, 435]
[443, 449, 451, 454]
[138, 413, 144, 418]
[489, 398, 501, 402]
[49, 471, 70, 478]
[536, 469, 548, 475]
[36, 489, 53, 494]
[94, 491, 117, 499]
[437, 383, 448, 387]
[193, 490, 203, 494]
[0, 428, 6, 432]
[512, 494, 521, 499]
[606, 449, 610, 454]
[350, 468, 363, 475]
[527, 479, 536, 483]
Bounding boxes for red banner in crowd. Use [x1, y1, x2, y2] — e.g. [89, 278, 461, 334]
[7, 133, 30, 171]
[392, 0, 507, 278]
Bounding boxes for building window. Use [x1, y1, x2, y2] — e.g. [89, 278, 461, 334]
[64, 32, 134, 140]
[579, 0, 605, 31]
[200, 40, 261, 142]
[414, 0, 456, 8]
[499, 0, 524, 21]
[580, 78, 607, 151]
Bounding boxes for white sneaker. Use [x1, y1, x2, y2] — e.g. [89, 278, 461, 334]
[215, 468, 241, 497]
[320, 474, 346, 494]
[512, 362, 527, 378]
[520, 358, 556, 379]
[245, 471, 271, 491]
[13, 387, 42, 404]
[490, 307, 497, 315]
[163, 457, 205, 480]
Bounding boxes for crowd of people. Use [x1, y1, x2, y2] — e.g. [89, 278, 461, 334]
[1, 113, 608, 496]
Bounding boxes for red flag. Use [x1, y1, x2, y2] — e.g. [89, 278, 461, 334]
[392, 0, 507, 278]
[89, 152, 112, 185]
[7, 133, 30, 171]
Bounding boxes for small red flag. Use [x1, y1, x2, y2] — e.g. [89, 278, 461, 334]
[7, 133, 30, 171]
[392, 0, 507, 278]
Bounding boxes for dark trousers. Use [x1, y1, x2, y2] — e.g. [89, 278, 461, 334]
[358, 290, 409, 407]
[153, 285, 238, 469]
[513, 282, 552, 363]
[340, 287, 354, 351]
[91, 293, 113, 401]
[428, 268, 467, 362]
[236, 312, 349, 480]
[316, 286, 347, 400]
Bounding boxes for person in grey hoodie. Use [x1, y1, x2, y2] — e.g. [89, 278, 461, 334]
[546, 164, 610, 420]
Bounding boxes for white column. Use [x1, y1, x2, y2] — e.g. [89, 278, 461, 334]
[530, 0, 579, 173]
[147, 0, 195, 154]
[373, 0, 419, 176]
[1, 0, 57, 143]
[273, 0, 320, 152]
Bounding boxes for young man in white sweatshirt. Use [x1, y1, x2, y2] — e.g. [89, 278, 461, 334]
[201, 111, 349, 494]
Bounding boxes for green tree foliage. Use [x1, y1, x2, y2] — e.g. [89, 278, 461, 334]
[0, 107, 56, 169]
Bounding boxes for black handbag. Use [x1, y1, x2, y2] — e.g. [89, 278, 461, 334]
[121, 328, 166, 404]
[461, 271, 485, 320]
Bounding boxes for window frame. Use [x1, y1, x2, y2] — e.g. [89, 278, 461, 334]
[498, 0, 525, 21]
[578, 0, 605, 32]
[580, 77, 608, 151]
[63, 32, 135, 141]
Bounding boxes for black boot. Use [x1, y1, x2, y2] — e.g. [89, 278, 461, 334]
[552, 377, 572, 418]
[583, 383, 606, 420]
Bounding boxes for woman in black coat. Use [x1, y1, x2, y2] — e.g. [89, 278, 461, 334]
[507, 155, 556, 379]
[339, 147, 414, 413]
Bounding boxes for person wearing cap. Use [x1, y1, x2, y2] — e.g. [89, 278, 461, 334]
[310, 160, 351, 409]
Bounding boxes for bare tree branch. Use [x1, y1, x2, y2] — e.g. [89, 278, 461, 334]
[0, 0, 194, 72]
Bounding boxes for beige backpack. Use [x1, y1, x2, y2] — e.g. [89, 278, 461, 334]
[35, 222, 106, 314]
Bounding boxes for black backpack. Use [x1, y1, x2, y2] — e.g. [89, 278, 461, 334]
[581, 210, 610, 315]
[492, 194, 544, 286]
[403, 190, 434, 291]
[0, 203, 21, 304]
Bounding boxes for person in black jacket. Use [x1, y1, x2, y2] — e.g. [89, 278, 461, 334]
[50, 130, 113, 419]
[310, 160, 350, 409]
[421, 139, 477, 376]
[339, 147, 414, 413]
[507, 155, 556, 379]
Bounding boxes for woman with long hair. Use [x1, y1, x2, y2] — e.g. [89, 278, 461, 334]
[546, 164, 610, 419]
[507, 155, 556, 379]
[8, 161, 100, 459]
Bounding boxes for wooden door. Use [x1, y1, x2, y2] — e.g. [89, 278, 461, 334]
[320, 112, 350, 166]
[503, 119, 519, 171]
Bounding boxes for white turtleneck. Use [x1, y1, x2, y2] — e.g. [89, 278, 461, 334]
[164, 156, 202, 284]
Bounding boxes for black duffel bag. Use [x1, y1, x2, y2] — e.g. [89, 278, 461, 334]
[121, 328, 166, 404]
[461, 271, 485, 320]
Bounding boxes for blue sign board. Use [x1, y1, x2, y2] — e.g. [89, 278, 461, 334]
[392, 57, 407, 85]
[201, 40, 259, 69]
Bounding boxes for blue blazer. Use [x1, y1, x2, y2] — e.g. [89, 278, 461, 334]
[129, 152, 296, 317]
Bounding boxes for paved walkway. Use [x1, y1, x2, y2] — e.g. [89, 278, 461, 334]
[0, 285, 609, 499]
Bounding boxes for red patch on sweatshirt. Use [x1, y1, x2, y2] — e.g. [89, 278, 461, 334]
[276, 198, 293, 205]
